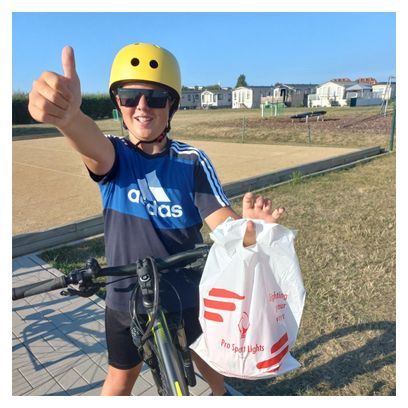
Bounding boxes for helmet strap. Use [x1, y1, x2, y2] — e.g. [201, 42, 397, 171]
[133, 120, 171, 148]
[134, 133, 167, 148]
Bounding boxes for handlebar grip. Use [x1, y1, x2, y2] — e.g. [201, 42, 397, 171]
[12, 276, 68, 300]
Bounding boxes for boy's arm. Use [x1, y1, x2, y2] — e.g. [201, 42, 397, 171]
[205, 192, 285, 246]
[28, 46, 115, 176]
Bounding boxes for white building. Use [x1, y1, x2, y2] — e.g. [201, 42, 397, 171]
[201, 89, 232, 109]
[232, 86, 273, 109]
[308, 79, 355, 107]
[345, 83, 373, 100]
[372, 82, 396, 100]
[267, 83, 317, 107]
[180, 89, 201, 109]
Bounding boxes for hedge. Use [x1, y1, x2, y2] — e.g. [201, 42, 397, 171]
[12, 93, 116, 125]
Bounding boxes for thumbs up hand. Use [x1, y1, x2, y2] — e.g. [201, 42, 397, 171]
[28, 46, 82, 129]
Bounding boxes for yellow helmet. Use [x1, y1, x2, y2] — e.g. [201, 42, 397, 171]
[109, 43, 181, 115]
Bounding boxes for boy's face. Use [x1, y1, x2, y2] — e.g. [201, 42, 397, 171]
[116, 82, 171, 144]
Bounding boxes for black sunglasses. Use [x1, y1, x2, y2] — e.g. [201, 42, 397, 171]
[117, 88, 172, 109]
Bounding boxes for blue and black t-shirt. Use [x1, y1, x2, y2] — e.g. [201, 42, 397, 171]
[89, 135, 230, 312]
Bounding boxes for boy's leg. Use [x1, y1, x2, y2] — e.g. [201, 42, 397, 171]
[101, 363, 143, 395]
[103, 306, 144, 395]
[191, 350, 226, 395]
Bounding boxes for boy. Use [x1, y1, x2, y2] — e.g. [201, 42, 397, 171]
[28, 43, 285, 395]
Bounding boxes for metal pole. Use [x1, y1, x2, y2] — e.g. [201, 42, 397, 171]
[384, 98, 389, 117]
[241, 117, 246, 143]
[389, 104, 396, 152]
[113, 109, 124, 136]
[307, 117, 311, 143]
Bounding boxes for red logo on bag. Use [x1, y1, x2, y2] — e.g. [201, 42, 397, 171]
[203, 288, 245, 323]
[238, 312, 250, 339]
[256, 332, 289, 372]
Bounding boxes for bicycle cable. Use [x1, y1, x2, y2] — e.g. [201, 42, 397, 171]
[103, 277, 135, 286]
[129, 268, 184, 344]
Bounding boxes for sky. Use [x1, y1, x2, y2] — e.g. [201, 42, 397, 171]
[12, 12, 396, 94]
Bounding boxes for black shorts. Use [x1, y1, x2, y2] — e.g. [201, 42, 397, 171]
[105, 306, 202, 370]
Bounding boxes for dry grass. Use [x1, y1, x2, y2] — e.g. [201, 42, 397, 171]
[170, 106, 392, 149]
[226, 153, 396, 395]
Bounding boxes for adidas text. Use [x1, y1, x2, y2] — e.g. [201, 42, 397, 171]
[128, 188, 183, 218]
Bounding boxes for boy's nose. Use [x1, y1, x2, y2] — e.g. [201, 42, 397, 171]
[137, 94, 149, 109]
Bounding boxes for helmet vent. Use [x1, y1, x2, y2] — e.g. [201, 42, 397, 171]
[131, 58, 140, 66]
[149, 60, 159, 69]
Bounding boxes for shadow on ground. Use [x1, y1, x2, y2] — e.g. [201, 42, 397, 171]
[13, 297, 106, 395]
[227, 320, 396, 396]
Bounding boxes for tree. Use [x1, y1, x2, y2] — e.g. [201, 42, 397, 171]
[204, 84, 222, 91]
[235, 74, 248, 88]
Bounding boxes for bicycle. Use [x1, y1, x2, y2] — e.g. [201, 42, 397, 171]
[12, 244, 211, 396]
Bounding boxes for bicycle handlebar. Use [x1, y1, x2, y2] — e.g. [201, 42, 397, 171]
[12, 276, 69, 301]
[102, 245, 210, 276]
[12, 244, 211, 301]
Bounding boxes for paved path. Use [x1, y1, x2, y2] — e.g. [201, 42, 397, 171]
[12, 254, 241, 396]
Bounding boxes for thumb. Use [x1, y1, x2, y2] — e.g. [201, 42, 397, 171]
[61, 45, 78, 80]
[242, 192, 255, 210]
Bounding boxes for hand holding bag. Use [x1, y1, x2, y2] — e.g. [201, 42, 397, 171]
[190, 218, 306, 379]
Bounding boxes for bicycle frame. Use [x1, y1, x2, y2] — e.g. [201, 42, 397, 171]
[150, 311, 189, 395]
[132, 256, 192, 396]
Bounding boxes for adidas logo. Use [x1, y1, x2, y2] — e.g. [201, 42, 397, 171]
[127, 170, 183, 218]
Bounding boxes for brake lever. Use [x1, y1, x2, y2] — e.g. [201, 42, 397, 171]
[61, 288, 81, 297]
[60, 282, 103, 298]
[61, 258, 103, 297]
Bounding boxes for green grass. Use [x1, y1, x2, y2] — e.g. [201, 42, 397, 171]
[289, 170, 303, 185]
[41, 152, 396, 396]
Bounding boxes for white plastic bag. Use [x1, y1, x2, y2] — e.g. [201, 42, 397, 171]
[190, 218, 305, 379]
